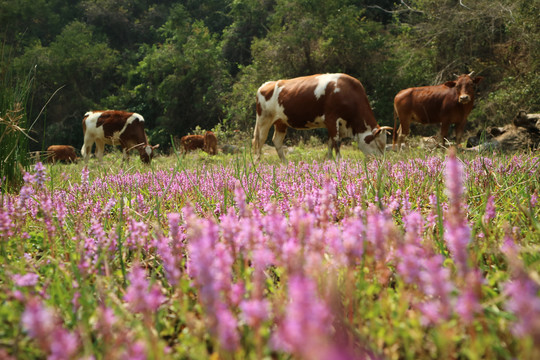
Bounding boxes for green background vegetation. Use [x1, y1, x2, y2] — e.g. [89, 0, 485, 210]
[1, 0, 539, 154]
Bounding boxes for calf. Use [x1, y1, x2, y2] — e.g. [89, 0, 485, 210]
[180, 135, 205, 154]
[393, 73, 483, 149]
[47, 145, 77, 163]
[204, 131, 218, 155]
[253, 73, 392, 161]
[81, 110, 158, 163]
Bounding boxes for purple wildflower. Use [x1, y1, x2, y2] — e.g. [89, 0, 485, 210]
[81, 166, 90, 188]
[444, 150, 471, 274]
[455, 270, 483, 324]
[33, 162, 48, 189]
[444, 219, 471, 274]
[21, 298, 79, 358]
[418, 255, 454, 325]
[234, 183, 247, 216]
[167, 212, 184, 251]
[484, 195, 496, 223]
[13, 273, 39, 287]
[122, 340, 147, 360]
[504, 273, 540, 338]
[341, 218, 364, 265]
[124, 265, 165, 314]
[216, 304, 240, 351]
[0, 207, 15, 240]
[273, 275, 333, 358]
[21, 298, 55, 340]
[48, 328, 79, 360]
[125, 219, 149, 250]
[444, 149, 465, 207]
[156, 236, 182, 286]
[240, 299, 270, 327]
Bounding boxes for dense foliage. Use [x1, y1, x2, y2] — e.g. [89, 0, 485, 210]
[0, 149, 539, 359]
[1, 0, 538, 153]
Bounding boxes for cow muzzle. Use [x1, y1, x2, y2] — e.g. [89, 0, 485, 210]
[459, 95, 471, 104]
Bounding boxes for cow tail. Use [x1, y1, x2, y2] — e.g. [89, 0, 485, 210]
[252, 117, 259, 151]
[392, 106, 398, 148]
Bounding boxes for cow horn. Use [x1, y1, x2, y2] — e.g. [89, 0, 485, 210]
[468, 71, 475, 77]
[379, 126, 393, 131]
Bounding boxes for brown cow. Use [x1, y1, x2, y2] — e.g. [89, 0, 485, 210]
[252, 73, 392, 161]
[393, 73, 483, 150]
[47, 145, 77, 163]
[180, 135, 205, 154]
[204, 131, 218, 155]
[81, 110, 159, 163]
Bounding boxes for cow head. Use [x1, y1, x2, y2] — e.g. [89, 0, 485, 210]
[359, 126, 393, 156]
[445, 73, 483, 104]
[138, 144, 160, 163]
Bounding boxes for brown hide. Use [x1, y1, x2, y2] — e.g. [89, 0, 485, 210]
[181, 135, 205, 153]
[81, 110, 158, 163]
[204, 131, 218, 155]
[393, 74, 483, 149]
[253, 73, 390, 160]
[47, 145, 77, 163]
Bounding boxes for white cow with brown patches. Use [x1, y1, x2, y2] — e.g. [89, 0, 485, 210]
[81, 110, 159, 164]
[252, 73, 392, 161]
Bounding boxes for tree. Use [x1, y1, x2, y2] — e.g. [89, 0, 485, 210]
[15, 21, 120, 150]
[128, 5, 232, 149]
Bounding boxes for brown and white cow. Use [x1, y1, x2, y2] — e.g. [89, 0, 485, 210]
[204, 131, 218, 155]
[47, 145, 77, 163]
[393, 73, 483, 150]
[180, 134, 205, 154]
[81, 110, 159, 163]
[252, 73, 392, 161]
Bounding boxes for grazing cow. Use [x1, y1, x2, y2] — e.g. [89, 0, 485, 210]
[204, 131, 218, 155]
[47, 145, 77, 163]
[393, 72, 483, 149]
[180, 135, 205, 154]
[81, 110, 159, 164]
[252, 73, 392, 161]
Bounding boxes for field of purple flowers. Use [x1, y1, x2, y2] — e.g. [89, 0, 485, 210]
[1, 149, 539, 359]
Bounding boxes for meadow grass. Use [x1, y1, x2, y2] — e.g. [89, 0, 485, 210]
[0, 145, 539, 359]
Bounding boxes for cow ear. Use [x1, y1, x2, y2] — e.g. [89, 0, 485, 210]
[444, 81, 456, 88]
[473, 76, 483, 84]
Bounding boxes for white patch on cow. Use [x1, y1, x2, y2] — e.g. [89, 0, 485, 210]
[355, 127, 387, 156]
[314, 74, 341, 100]
[145, 145, 152, 156]
[305, 115, 325, 129]
[337, 118, 353, 139]
[83, 112, 105, 142]
[129, 113, 144, 123]
[258, 83, 289, 126]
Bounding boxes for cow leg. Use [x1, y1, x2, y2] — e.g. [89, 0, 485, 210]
[326, 117, 340, 159]
[326, 137, 341, 159]
[273, 121, 288, 161]
[81, 138, 94, 164]
[439, 121, 451, 147]
[123, 149, 130, 162]
[327, 138, 334, 158]
[397, 122, 410, 151]
[454, 121, 466, 147]
[95, 139, 105, 163]
[252, 116, 273, 161]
